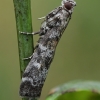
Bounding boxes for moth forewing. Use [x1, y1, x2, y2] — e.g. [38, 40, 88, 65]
[19, 0, 76, 99]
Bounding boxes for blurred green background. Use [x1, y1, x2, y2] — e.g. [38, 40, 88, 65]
[0, 0, 100, 100]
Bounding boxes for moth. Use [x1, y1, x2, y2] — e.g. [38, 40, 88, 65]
[19, 0, 76, 99]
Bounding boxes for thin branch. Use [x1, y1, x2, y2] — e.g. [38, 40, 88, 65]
[13, 0, 36, 100]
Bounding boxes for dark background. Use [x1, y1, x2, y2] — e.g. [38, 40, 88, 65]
[0, 0, 100, 100]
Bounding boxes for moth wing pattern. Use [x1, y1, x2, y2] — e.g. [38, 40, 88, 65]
[39, 7, 62, 36]
[19, 0, 76, 99]
[46, 7, 62, 20]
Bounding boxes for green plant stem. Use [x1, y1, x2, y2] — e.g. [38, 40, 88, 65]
[13, 0, 37, 100]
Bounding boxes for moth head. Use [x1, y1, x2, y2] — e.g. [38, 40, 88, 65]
[61, 0, 76, 11]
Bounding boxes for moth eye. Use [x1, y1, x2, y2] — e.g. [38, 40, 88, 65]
[64, 2, 72, 10]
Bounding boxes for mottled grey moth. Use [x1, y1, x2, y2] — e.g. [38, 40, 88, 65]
[19, 0, 76, 99]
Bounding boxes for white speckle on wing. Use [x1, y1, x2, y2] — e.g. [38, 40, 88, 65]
[45, 48, 54, 58]
[39, 44, 47, 51]
[34, 61, 41, 69]
[22, 77, 33, 85]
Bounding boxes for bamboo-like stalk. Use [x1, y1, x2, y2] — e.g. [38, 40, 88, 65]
[13, 0, 36, 100]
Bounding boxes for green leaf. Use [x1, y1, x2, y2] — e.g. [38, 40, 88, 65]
[46, 81, 100, 100]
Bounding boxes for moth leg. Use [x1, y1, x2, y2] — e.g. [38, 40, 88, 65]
[19, 31, 40, 35]
[23, 54, 33, 60]
[38, 16, 46, 20]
